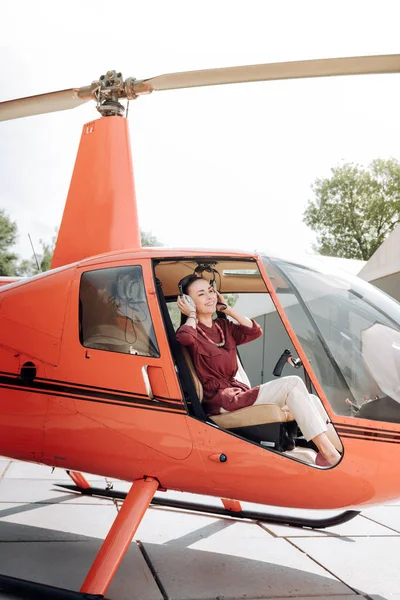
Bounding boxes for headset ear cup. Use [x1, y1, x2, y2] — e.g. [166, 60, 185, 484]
[122, 278, 143, 302]
[131, 280, 140, 301]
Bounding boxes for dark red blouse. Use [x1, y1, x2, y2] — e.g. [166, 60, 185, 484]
[176, 318, 263, 416]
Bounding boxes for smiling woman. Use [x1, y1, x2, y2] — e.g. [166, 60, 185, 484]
[174, 266, 342, 466]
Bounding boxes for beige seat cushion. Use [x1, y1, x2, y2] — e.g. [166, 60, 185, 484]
[180, 346, 294, 427]
[211, 404, 294, 428]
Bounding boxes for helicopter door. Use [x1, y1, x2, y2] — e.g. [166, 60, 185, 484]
[46, 259, 192, 462]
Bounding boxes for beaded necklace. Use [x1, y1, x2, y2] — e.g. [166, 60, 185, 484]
[197, 321, 226, 347]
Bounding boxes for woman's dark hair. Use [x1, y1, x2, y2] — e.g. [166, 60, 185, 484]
[178, 274, 205, 296]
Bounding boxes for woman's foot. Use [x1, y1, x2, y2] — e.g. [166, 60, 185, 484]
[315, 451, 340, 467]
[313, 433, 341, 466]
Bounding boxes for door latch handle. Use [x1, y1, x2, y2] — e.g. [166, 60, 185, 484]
[141, 365, 154, 399]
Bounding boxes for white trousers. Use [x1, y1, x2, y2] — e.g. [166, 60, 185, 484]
[254, 375, 341, 447]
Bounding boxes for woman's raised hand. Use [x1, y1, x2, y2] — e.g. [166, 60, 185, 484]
[216, 290, 229, 313]
[177, 294, 196, 317]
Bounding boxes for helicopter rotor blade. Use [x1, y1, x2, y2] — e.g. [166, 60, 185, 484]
[2, 54, 400, 121]
[132, 54, 400, 94]
[0, 86, 93, 122]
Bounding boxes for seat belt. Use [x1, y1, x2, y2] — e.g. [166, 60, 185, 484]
[154, 276, 207, 420]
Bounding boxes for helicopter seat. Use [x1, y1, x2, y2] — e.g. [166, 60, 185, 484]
[181, 347, 297, 451]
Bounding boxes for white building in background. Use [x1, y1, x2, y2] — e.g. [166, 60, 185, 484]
[358, 223, 400, 301]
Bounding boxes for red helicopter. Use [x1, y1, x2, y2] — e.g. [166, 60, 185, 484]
[1, 54, 400, 599]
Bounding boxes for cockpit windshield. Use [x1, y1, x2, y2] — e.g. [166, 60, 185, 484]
[263, 254, 400, 424]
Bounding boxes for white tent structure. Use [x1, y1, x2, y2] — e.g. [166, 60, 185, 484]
[358, 223, 400, 301]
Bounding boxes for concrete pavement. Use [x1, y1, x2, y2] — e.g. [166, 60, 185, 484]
[0, 458, 398, 600]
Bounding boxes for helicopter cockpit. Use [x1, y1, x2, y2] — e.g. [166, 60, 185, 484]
[154, 256, 342, 465]
[154, 253, 400, 462]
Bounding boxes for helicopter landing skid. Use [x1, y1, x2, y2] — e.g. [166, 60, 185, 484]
[56, 482, 361, 530]
[0, 476, 159, 600]
[0, 574, 104, 599]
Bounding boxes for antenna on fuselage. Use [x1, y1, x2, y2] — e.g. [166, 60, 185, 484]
[28, 233, 41, 273]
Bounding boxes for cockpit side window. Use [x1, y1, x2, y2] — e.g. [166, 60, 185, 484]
[266, 256, 400, 423]
[79, 266, 159, 358]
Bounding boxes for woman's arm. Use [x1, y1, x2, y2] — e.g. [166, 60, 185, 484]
[216, 291, 252, 328]
[216, 291, 262, 345]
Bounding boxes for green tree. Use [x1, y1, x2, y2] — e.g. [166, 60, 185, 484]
[38, 239, 54, 272]
[0, 210, 19, 276]
[303, 158, 400, 260]
[17, 236, 56, 276]
[141, 230, 162, 247]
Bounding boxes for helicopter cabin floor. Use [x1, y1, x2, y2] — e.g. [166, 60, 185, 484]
[0, 459, 398, 600]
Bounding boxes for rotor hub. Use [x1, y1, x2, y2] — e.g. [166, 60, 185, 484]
[91, 70, 138, 117]
[97, 99, 125, 118]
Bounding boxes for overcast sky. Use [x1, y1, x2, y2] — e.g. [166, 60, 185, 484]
[1, 0, 400, 262]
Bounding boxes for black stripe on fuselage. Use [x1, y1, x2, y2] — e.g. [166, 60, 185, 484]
[335, 426, 400, 440]
[0, 373, 186, 414]
[335, 426, 400, 444]
[0, 383, 182, 415]
[0, 370, 183, 405]
[332, 421, 400, 435]
[338, 433, 400, 444]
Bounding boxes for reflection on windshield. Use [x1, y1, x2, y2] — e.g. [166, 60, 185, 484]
[264, 255, 400, 424]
